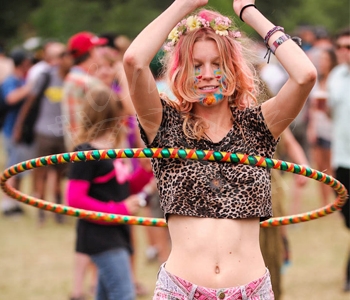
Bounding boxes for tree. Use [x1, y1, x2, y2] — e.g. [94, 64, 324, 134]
[28, 0, 164, 41]
[1, 0, 349, 48]
[0, 0, 40, 47]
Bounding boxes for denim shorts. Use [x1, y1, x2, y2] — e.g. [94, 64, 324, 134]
[153, 263, 274, 300]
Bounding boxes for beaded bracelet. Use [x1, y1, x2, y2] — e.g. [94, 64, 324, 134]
[264, 26, 285, 46]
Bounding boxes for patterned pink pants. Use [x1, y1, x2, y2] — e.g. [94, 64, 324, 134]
[153, 264, 274, 300]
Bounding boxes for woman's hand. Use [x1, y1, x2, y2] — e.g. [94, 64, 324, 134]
[124, 195, 143, 215]
[295, 174, 308, 187]
[179, 0, 208, 11]
[196, 0, 209, 8]
[12, 121, 22, 144]
[232, 0, 256, 17]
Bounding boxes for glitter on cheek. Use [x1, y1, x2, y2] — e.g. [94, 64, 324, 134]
[214, 68, 222, 80]
[214, 68, 227, 91]
[194, 67, 202, 82]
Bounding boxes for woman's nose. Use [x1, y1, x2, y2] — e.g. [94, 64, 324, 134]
[201, 66, 214, 80]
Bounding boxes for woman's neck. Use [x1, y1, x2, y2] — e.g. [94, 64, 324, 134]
[194, 102, 233, 125]
[192, 101, 234, 143]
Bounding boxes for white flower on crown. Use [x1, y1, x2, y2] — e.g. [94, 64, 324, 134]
[186, 16, 203, 31]
[168, 27, 180, 44]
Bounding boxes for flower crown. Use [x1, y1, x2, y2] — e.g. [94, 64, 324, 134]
[164, 15, 241, 51]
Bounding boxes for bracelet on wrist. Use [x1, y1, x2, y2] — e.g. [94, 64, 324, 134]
[264, 26, 285, 46]
[263, 34, 303, 63]
[239, 4, 257, 22]
[270, 34, 291, 54]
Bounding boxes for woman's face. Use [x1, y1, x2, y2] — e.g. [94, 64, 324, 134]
[318, 51, 333, 76]
[192, 39, 226, 106]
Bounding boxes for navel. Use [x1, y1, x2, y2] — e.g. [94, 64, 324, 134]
[215, 265, 220, 274]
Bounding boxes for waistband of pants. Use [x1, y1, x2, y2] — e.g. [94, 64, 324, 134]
[156, 263, 273, 300]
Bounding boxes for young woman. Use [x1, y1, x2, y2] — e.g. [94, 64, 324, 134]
[66, 86, 153, 300]
[123, 0, 317, 298]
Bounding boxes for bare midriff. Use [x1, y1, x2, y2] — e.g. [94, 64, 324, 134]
[165, 215, 266, 289]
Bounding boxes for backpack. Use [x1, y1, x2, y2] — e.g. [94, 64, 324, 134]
[0, 83, 10, 130]
[17, 71, 51, 145]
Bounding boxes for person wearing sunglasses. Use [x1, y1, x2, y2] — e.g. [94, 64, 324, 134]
[327, 27, 350, 292]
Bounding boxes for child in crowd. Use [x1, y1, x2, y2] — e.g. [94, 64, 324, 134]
[66, 85, 153, 300]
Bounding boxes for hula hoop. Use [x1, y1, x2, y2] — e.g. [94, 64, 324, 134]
[0, 148, 348, 228]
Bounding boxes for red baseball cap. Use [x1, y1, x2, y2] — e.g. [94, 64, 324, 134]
[68, 31, 108, 58]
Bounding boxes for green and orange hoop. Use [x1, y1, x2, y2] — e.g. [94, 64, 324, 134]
[0, 148, 348, 228]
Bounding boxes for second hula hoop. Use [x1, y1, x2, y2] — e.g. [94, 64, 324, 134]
[0, 148, 348, 228]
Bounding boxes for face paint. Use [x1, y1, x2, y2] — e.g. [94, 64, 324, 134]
[195, 68, 226, 107]
[194, 67, 202, 81]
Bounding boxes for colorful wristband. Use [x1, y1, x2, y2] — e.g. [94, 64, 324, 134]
[270, 34, 291, 54]
[264, 26, 285, 46]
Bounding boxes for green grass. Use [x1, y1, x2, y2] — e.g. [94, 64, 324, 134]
[0, 166, 349, 299]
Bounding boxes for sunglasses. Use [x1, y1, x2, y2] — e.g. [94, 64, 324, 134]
[336, 44, 350, 50]
[58, 51, 70, 58]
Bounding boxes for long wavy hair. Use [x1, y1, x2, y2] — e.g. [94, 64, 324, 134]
[161, 9, 261, 140]
[75, 85, 126, 148]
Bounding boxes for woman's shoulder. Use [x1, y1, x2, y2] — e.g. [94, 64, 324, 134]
[159, 98, 183, 121]
[160, 97, 180, 110]
[231, 104, 263, 123]
[232, 104, 278, 144]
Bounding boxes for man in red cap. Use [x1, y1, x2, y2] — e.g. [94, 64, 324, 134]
[68, 32, 108, 62]
[61, 31, 108, 150]
[62, 31, 110, 300]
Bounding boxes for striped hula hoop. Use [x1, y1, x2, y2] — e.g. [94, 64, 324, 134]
[0, 148, 348, 228]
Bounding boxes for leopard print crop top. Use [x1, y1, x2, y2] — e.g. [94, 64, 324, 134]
[139, 99, 279, 221]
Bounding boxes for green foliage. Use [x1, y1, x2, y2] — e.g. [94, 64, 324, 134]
[29, 0, 163, 42]
[285, 0, 350, 34]
[1, 0, 349, 48]
[0, 0, 40, 45]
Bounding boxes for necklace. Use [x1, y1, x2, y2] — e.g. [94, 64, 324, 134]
[202, 114, 235, 143]
[203, 132, 213, 142]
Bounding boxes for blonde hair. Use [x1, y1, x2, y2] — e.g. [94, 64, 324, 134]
[75, 85, 126, 147]
[161, 9, 261, 140]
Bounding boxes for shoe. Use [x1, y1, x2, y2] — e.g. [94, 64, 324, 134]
[55, 213, 65, 224]
[69, 296, 85, 300]
[344, 280, 350, 292]
[3, 206, 24, 216]
[135, 282, 149, 296]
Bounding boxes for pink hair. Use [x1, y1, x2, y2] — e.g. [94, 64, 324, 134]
[163, 9, 260, 139]
[165, 9, 258, 112]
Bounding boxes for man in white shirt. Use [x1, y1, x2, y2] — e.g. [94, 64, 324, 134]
[327, 27, 350, 292]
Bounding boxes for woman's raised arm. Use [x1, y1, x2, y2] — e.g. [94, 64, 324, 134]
[123, 0, 208, 143]
[234, 0, 317, 139]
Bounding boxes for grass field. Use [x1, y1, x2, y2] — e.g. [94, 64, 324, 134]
[0, 166, 349, 299]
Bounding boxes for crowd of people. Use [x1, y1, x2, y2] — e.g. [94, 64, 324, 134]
[0, 0, 349, 299]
